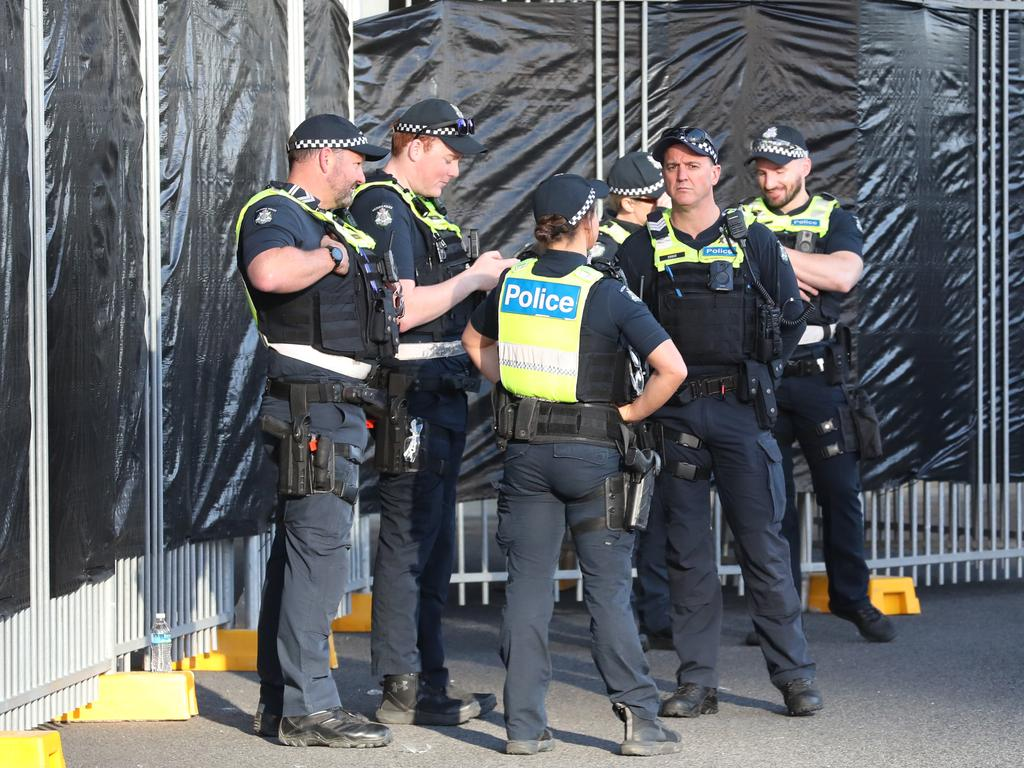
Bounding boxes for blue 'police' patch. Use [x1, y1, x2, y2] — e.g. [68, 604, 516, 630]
[792, 218, 820, 227]
[502, 278, 581, 320]
[701, 245, 735, 259]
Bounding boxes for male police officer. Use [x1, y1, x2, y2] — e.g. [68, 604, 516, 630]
[350, 99, 515, 725]
[462, 173, 686, 756]
[619, 125, 822, 718]
[741, 125, 894, 643]
[592, 151, 670, 268]
[237, 114, 395, 748]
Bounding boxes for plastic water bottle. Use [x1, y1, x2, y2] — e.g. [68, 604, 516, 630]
[151, 613, 172, 673]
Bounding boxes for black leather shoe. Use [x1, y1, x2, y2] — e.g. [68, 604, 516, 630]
[744, 629, 760, 647]
[780, 679, 823, 716]
[506, 728, 556, 755]
[278, 709, 392, 748]
[616, 706, 682, 756]
[659, 683, 718, 718]
[253, 704, 281, 737]
[375, 673, 481, 725]
[423, 680, 497, 718]
[832, 603, 897, 642]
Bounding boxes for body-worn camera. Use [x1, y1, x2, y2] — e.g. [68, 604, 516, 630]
[707, 260, 734, 292]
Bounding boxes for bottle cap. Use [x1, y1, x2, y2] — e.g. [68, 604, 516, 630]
[155, 612, 166, 620]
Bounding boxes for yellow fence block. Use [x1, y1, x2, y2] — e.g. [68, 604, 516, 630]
[0, 731, 66, 768]
[806, 574, 921, 615]
[176, 629, 338, 671]
[56, 671, 198, 722]
[868, 576, 921, 615]
[332, 593, 372, 633]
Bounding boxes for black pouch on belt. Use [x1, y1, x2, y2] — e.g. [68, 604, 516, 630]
[847, 385, 884, 460]
[824, 326, 853, 386]
[740, 359, 779, 429]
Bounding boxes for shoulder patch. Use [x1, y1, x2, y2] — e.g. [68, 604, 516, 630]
[778, 241, 790, 263]
[619, 284, 643, 304]
[373, 204, 393, 227]
[850, 214, 862, 234]
[589, 242, 607, 261]
[254, 207, 275, 225]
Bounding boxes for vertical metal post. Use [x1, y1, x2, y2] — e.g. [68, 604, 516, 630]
[640, 0, 648, 151]
[987, 8, 997, 582]
[347, 0, 356, 120]
[595, 0, 604, 217]
[288, 0, 307, 129]
[974, 8, 984, 582]
[1000, 9, 1010, 578]
[617, 0, 625, 157]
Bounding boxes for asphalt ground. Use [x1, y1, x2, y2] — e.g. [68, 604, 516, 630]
[53, 578, 1024, 768]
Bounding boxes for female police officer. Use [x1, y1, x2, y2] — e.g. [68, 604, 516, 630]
[462, 174, 686, 756]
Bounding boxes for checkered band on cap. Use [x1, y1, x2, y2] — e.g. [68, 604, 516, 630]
[568, 188, 597, 226]
[609, 180, 663, 197]
[288, 134, 371, 152]
[689, 136, 719, 164]
[751, 137, 808, 159]
[393, 122, 464, 136]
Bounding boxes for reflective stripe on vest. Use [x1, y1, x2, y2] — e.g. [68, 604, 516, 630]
[497, 258, 603, 403]
[739, 195, 838, 239]
[353, 179, 462, 237]
[646, 210, 745, 272]
[234, 188, 376, 325]
[599, 220, 632, 245]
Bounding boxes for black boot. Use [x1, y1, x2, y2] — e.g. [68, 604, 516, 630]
[375, 673, 480, 725]
[253, 702, 281, 737]
[615, 705, 682, 757]
[278, 709, 392, 748]
[832, 603, 897, 642]
[506, 728, 556, 755]
[422, 679, 497, 718]
[779, 678, 824, 716]
[659, 683, 718, 718]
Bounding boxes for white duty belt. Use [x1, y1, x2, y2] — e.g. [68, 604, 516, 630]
[266, 343, 373, 380]
[394, 340, 466, 361]
[798, 323, 838, 346]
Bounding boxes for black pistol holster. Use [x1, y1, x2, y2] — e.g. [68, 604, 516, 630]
[738, 359, 781, 429]
[371, 370, 432, 475]
[260, 381, 366, 502]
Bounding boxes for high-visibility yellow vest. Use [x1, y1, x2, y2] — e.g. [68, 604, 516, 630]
[599, 219, 632, 245]
[740, 194, 838, 240]
[647, 209, 745, 272]
[497, 258, 604, 403]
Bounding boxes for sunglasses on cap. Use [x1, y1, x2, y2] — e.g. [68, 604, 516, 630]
[434, 117, 476, 135]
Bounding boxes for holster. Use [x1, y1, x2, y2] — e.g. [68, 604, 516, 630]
[824, 325, 853, 386]
[259, 413, 360, 503]
[738, 359, 780, 429]
[373, 371, 428, 474]
[622, 446, 660, 532]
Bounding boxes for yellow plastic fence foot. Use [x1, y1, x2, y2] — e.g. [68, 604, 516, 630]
[332, 593, 372, 633]
[806, 574, 921, 615]
[55, 671, 198, 722]
[868, 576, 921, 615]
[175, 629, 338, 671]
[0, 731, 66, 768]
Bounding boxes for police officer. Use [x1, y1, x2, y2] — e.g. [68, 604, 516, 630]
[619, 125, 823, 717]
[350, 99, 515, 725]
[741, 125, 894, 643]
[462, 173, 686, 756]
[237, 114, 395, 748]
[591, 151, 670, 268]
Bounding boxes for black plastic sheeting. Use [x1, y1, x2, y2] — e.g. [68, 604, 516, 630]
[350, 0, 1021, 500]
[0, 0, 32, 618]
[45, 0, 147, 597]
[305, 0, 352, 118]
[160, 0, 288, 546]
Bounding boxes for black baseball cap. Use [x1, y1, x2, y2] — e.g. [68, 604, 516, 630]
[286, 114, 388, 160]
[392, 98, 486, 155]
[748, 125, 809, 165]
[606, 151, 666, 198]
[651, 125, 719, 165]
[533, 174, 609, 225]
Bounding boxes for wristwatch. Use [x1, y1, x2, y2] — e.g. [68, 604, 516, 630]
[328, 245, 345, 271]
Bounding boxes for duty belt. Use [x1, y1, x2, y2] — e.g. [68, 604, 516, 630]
[676, 374, 738, 404]
[266, 379, 387, 414]
[783, 357, 825, 378]
[506, 399, 623, 446]
[266, 342, 373, 380]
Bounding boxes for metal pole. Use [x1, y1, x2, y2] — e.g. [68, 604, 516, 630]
[617, 0, 625, 157]
[988, 8, 997, 582]
[595, 0, 604, 216]
[347, 0, 356, 120]
[974, 8, 984, 583]
[641, 0, 648, 151]
[1000, 8, 1010, 578]
[288, 0, 307, 129]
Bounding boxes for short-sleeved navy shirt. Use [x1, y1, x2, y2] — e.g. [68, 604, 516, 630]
[238, 188, 361, 382]
[471, 249, 670, 371]
[618, 213, 805, 374]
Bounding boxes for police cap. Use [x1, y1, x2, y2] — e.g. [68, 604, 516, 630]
[651, 125, 719, 165]
[393, 98, 486, 155]
[533, 174, 609, 225]
[287, 114, 388, 160]
[606, 151, 666, 198]
[748, 125, 809, 165]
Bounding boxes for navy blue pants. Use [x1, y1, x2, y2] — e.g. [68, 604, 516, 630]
[497, 441, 661, 742]
[257, 396, 366, 718]
[652, 394, 814, 689]
[371, 418, 466, 688]
[775, 372, 870, 611]
[633, 495, 672, 636]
